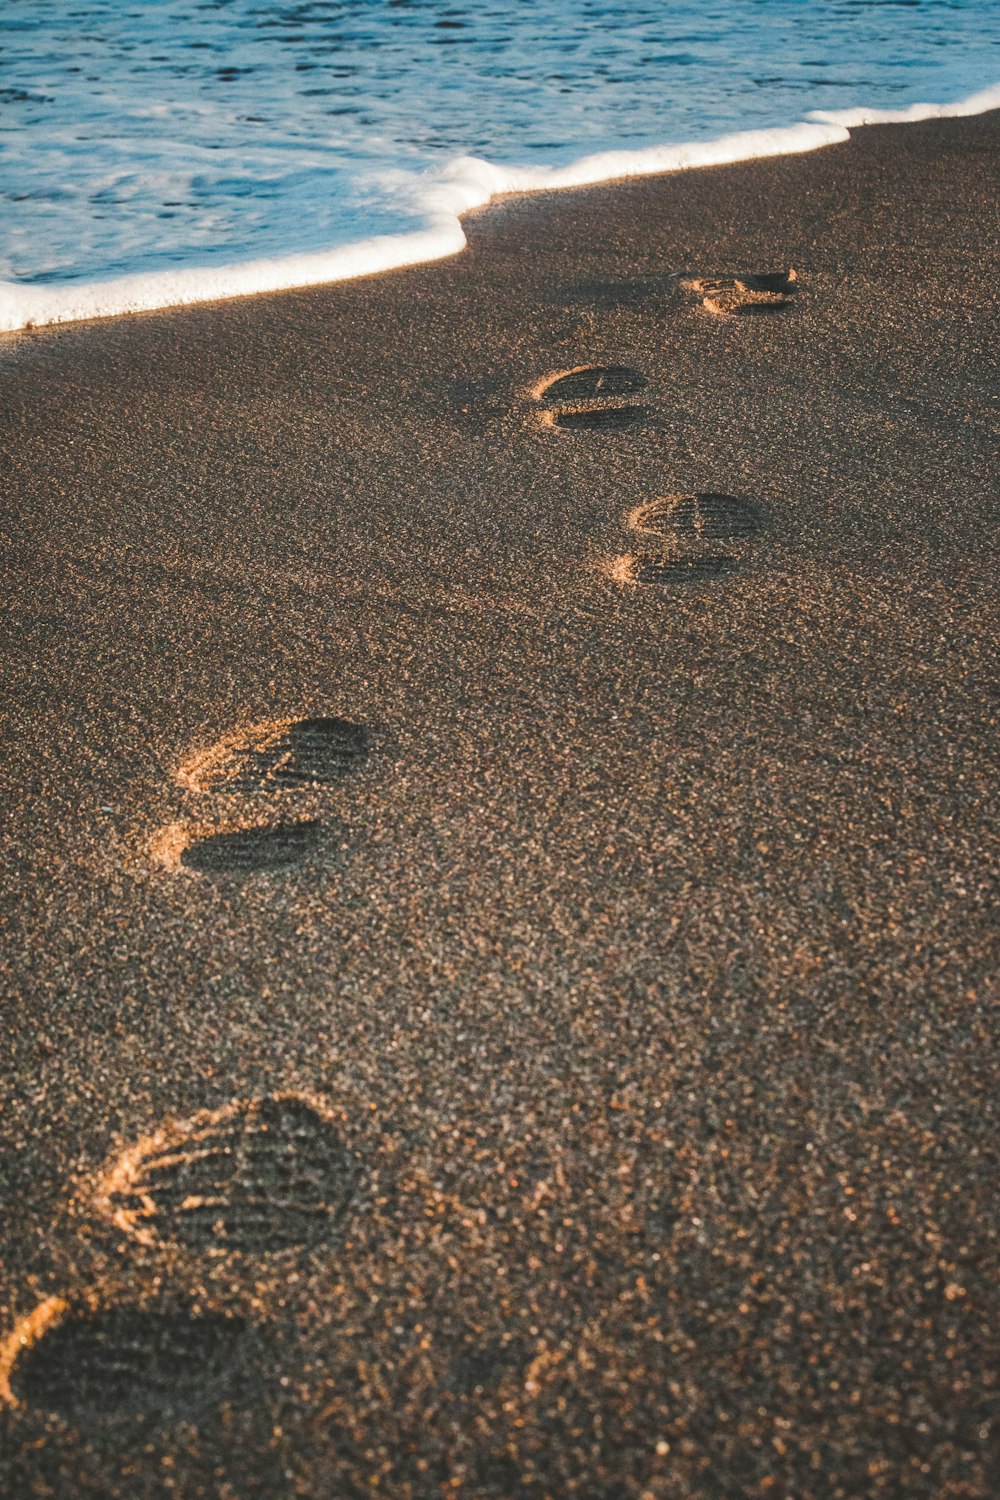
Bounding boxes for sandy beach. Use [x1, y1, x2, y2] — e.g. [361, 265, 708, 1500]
[1, 109, 998, 1497]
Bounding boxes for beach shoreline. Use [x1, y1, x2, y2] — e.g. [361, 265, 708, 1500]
[3, 80, 1000, 336]
[1, 109, 998, 1497]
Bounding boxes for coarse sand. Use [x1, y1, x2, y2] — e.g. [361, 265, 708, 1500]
[0, 110, 998, 1498]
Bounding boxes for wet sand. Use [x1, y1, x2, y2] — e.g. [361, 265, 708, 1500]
[0, 110, 997, 1497]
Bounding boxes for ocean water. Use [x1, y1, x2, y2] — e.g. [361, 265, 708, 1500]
[2, 0, 999, 330]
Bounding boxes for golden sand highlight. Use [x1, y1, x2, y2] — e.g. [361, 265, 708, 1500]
[526, 366, 595, 403]
[0, 1296, 69, 1408]
[602, 554, 642, 586]
[626, 498, 676, 535]
[175, 719, 295, 794]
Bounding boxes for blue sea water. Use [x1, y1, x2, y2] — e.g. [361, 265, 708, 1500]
[1, 0, 998, 326]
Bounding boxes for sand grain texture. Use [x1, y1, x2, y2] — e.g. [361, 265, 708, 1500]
[1, 112, 998, 1497]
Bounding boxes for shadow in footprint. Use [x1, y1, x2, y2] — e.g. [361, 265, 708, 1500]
[550, 405, 646, 432]
[101, 1094, 359, 1254]
[179, 717, 370, 795]
[179, 818, 321, 875]
[8, 1305, 255, 1418]
[533, 364, 648, 429]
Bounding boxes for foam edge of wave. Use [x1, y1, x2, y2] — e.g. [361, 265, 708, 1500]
[2, 82, 998, 335]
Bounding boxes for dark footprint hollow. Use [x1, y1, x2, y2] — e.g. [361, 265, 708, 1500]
[230, 717, 368, 792]
[634, 555, 740, 585]
[743, 271, 797, 295]
[180, 819, 320, 874]
[537, 364, 646, 405]
[549, 404, 647, 431]
[107, 1095, 358, 1253]
[632, 492, 765, 540]
[10, 1307, 251, 1417]
[182, 716, 370, 794]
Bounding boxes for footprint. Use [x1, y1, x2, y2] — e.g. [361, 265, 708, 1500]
[628, 492, 764, 541]
[532, 364, 647, 430]
[170, 817, 322, 875]
[683, 270, 797, 316]
[1, 1300, 253, 1417]
[153, 712, 371, 878]
[612, 490, 766, 587]
[178, 716, 370, 795]
[97, 1094, 359, 1254]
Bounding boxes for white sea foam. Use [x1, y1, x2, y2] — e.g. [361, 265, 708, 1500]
[2, 0, 999, 335]
[0, 120, 857, 332]
[0, 104, 956, 334]
[0, 224, 468, 334]
[808, 80, 1000, 129]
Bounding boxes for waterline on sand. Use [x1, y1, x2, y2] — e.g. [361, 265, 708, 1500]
[3, 82, 998, 334]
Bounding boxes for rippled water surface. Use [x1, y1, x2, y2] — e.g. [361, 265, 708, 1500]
[2, 0, 999, 286]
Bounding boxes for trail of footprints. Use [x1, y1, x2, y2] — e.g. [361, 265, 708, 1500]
[3, 267, 798, 1423]
[5, 738, 373, 1404]
[532, 268, 793, 584]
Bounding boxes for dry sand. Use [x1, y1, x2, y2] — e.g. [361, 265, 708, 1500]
[0, 110, 998, 1497]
